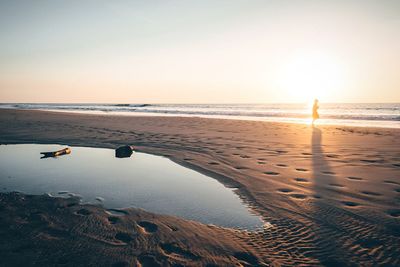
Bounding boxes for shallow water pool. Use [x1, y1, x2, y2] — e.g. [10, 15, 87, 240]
[0, 144, 264, 230]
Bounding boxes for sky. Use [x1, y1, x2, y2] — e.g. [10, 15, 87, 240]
[0, 0, 399, 103]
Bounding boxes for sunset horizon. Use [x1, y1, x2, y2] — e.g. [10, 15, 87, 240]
[1, 1, 400, 104]
[1, 1, 399, 266]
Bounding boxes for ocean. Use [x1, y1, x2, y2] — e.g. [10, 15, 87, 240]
[1, 103, 399, 128]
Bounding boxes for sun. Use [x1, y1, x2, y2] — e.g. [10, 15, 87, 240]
[277, 52, 344, 103]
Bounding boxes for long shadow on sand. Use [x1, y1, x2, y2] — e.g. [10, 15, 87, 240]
[312, 127, 347, 266]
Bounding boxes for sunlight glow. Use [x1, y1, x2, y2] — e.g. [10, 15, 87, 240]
[277, 52, 345, 102]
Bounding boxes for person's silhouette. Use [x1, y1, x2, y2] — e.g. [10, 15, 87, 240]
[312, 99, 319, 125]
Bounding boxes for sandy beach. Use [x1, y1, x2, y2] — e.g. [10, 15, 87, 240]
[0, 109, 399, 266]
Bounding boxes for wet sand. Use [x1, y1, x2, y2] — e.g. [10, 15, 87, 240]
[0, 109, 399, 266]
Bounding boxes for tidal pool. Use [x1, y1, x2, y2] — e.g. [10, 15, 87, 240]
[0, 144, 264, 230]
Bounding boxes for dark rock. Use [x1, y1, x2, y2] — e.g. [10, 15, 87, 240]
[115, 146, 134, 158]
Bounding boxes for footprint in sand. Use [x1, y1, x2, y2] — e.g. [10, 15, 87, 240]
[347, 176, 363, 181]
[137, 254, 162, 267]
[235, 166, 248, 170]
[76, 208, 91, 216]
[107, 209, 129, 216]
[294, 178, 309, 183]
[276, 164, 288, 167]
[384, 180, 400, 186]
[322, 171, 336, 175]
[329, 183, 345, 188]
[264, 171, 279, 175]
[360, 159, 383, 163]
[115, 232, 133, 243]
[257, 161, 266, 165]
[341, 201, 360, 207]
[327, 154, 339, 158]
[160, 243, 201, 260]
[361, 191, 382, 196]
[137, 221, 158, 233]
[277, 188, 293, 193]
[295, 168, 308, 172]
[108, 216, 121, 224]
[289, 193, 307, 199]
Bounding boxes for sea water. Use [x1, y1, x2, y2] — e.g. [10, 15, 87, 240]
[1, 103, 399, 128]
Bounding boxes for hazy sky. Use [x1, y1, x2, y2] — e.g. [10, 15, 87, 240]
[0, 0, 399, 103]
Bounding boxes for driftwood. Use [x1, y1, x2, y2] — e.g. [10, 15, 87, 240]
[115, 145, 134, 158]
[40, 148, 71, 159]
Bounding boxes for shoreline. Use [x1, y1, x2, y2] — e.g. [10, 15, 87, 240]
[1, 109, 399, 266]
[1, 106, 399, 129]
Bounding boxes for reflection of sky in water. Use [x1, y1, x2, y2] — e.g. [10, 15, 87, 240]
[0, 144, 264, 230]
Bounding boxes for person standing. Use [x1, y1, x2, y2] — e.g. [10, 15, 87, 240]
[312, 99, 319, 125]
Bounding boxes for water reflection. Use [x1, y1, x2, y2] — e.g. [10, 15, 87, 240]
[0, 144, 264, 230]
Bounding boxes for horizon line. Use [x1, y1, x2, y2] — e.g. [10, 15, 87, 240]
[1, 102, 400, 105]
